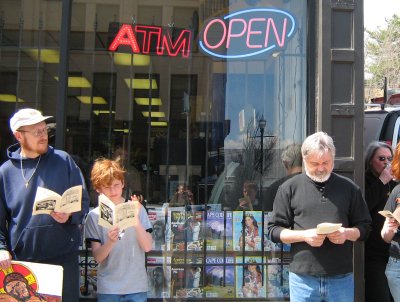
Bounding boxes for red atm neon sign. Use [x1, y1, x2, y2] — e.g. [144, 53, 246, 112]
[199, 8, 296, 59]
[108, 23, 192, 58]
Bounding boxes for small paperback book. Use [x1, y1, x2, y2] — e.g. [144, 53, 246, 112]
[316, 222, 342, 235]
[379, 208, 400, 224]
[32, 185, 82, 215]
[98, 194, 136, 230]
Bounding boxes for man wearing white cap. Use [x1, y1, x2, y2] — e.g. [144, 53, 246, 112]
[0, 108, 90, 301]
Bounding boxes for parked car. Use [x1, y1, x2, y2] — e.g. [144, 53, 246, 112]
[364, 104, 400, 150]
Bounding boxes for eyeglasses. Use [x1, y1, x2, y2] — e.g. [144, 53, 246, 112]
[17, 126, 50, 137]
[378, 156, 393, 162]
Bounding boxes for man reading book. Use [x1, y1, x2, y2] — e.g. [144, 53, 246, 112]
[267, 132, 371, 301]
[0, 108, 90, 301]
[84, 158, 152, 301]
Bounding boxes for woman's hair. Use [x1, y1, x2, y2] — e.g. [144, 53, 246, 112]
[90, 157, 126, 190]
[392, 143, 400, 180]
[242, 214, 258, 228]
[301, 132, 336, 160]
[364, 141, 393, 172]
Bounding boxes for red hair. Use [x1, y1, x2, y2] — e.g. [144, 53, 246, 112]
[392, 143, 400, 180]
[90, 158, 125, 190]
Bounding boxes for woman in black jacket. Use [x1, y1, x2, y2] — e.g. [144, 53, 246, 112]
[364, 141, 396, 302]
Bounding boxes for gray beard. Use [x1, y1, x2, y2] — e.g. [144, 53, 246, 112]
[305, 167, 331, 183]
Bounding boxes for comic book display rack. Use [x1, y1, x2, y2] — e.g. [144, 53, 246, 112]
[79, 206, 290, 301]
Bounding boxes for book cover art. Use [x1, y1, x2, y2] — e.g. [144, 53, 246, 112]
[147, 207, 167, 251]
[267, 260, 290, 300]
[206, 211, 233, 251]
[233, 211, 262, 251]
[235, 256, 266, 298]
[203, 257, 235, 298]
[0, 261, 63, 301]
[147, 256, 171, 299]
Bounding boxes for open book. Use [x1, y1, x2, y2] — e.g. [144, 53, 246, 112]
[98, 194, 136, 230]
[316, 222, 342, 235]
[379, 208, 400, 223]
[32, 185, 82, 215]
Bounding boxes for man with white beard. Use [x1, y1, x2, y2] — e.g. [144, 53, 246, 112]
[267, 132, 371, 302]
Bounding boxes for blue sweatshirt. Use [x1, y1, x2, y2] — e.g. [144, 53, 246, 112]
[0, 144, 89, 262]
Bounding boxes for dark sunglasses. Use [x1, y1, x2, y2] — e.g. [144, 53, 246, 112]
[378, 156, 393, 162]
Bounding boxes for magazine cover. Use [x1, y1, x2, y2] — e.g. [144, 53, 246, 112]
[147, 256, 171, 299]
[235, 256, 266, 298]
[171, 257, 203, 298]
[233, 211, 262, 251]
[186, 209, 204, 252]
[0, 261, 63, 301]
[79, 254, 98, 299]
[203, 256, 235, 298]
[267, 259, 290, 300]
[166, 208, 186, 251]
[206, 211, 233, 251]
[147, 207, 167, 251]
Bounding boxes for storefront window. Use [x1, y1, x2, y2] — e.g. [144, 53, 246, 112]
[0, 0, 307, 300]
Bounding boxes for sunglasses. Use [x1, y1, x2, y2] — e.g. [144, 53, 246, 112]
[378, 156, 393, 162]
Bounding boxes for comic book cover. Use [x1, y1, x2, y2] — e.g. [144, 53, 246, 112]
[235, 256, 266, 298]
[0, 261, 63, 301]
[263, 211, 291, 259]
[79, 254, 98, 299]
[267, 259, 290, 300]
[171, 256, 203, 298]
[206, 211, 233, 251]
[203, 256, 235, 298]
[233, 211, 262, 251]
[147, 207, 167, 251]
[147, 256, 171, 299]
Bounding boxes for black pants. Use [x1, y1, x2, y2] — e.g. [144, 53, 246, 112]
[45, 252, 80, 302]
[365, 255, 393, 302]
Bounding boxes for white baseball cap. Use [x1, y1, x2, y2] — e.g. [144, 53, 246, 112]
[9, 108, 52, 133]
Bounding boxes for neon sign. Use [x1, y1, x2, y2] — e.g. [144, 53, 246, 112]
[108, 22, 192, 58]
[199, 8, 297, 59]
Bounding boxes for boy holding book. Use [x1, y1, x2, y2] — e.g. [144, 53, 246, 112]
[85, 158, 153, 302]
